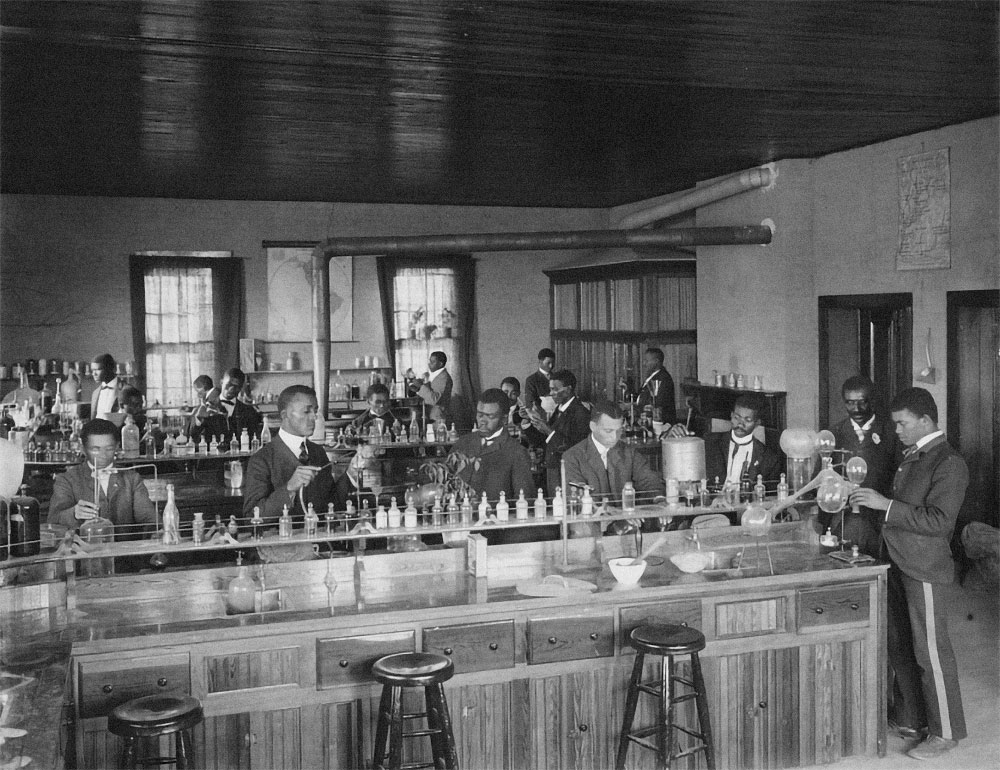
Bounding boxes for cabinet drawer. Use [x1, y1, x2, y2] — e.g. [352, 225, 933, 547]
[316, 631, 415, 688]
[527, 614, 614, 665]
[78, 653, 190, 718]
[798, 584, 870, 629]
[423, 620, 515, 673]
[620, 600, 702, 650]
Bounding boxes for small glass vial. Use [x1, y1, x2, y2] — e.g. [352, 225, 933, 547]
[622, 481, 636, 514]
[431, 497, 444, 527]
[478, 494, 490, 522]
[552, 487, 565, 519]
[388, 497, 402, 528]
[515, 489, 529, 520]
[754, 474, 766, 503]
[495, 491, 509, 522]
[191, 511, 205, 545]
[404, 497, 418, 528]
[304, 503, 319, 537]
[580, 486, 594, 516]
[278, 504, 292, 539]
[251, 506, 263, 541]
[375, 505, 388, 529]
[447, 493, 460, 525]
[699, 478, 710, 507]
[777, 473, 789, 501]
[534, 488, 547, 518]
[460, 492, 473, 524]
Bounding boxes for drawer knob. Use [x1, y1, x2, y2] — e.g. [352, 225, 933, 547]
[680, 622, 688, 627]
[758, 701, 768, 709]
[488, 642, 498, 651]
[339, 659, 350, 668]
[102, 684, 113, 694]
[443, 647, 453, 656]
[814, 607, 824, 614]
[589, 633, 599, 640]
[850, 603, 859, 610]
[578, 724, 589, 732]
[157, 678, 168, 687]
[548, 636, 558, 645]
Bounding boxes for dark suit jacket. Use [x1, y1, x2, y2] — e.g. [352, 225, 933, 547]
[883, 434, 968, 584]
[635, 367, 677, 425]
[449, 431, 535, 503]
[89, 380, 121, 419]
[50, 463, 156, 539]
[704, 431, 785, 489]
[562, 437, 666, 501]
[192, 400, 262, 445]
[831, 415, 901, 497]
[523, 370, 551, 409]
[243, 437, 341, 524]
[416, 369, 453, 422]
[524, 397, 591, 493]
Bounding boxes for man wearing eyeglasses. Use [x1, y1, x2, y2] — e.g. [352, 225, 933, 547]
[829, 375, 901, 556]
[704, 393, 784, 493]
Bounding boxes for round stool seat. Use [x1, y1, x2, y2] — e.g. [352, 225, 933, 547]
[630, 624, 705, 655]
[108, 694, 204, 738]
[372, 652, 454, 687]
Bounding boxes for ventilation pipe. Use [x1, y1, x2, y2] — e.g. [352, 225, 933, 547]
[614, 166, 775, 230]
[310, 223, 771, 421]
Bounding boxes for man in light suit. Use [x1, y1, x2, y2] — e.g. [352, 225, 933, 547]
[411, 350, 453, 424]
[243, 385, 342, 525]
[89, 352, 121, 419]
[191, 368, 262, 445]
[850, 388, 968, 761]
[523, 369, 591, 495]
[703, 392, 784, 491]
[50, 418, 156, 540]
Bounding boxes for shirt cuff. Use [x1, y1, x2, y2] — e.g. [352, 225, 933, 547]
[545, 432, 555, 444]
[884, 500, 892, 523]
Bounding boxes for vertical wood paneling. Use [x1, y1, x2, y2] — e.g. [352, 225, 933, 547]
[205, 647, 299, 692]
[511, 678, 533, 770]
[198, 713, 251, 770]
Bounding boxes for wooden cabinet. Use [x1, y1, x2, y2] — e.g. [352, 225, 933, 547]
[198, 707, 302, 770]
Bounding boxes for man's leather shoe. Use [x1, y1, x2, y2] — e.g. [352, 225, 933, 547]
[888, 719, 927, 740]
[907, 735, 958, 760]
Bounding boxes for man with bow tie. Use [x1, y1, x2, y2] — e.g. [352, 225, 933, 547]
[829, 375, 902, 555]
[635, 347, 678, 426]
[704, 393, 784, 493]
[89, 353, 121, 419]
[243, 385, 341, 525]
[50, 418, 156, 539]
[449, 389, 534, 505]
[523, 347, 555, 412]
[190, 368, 262, 445]
[523, 369, 591, 495]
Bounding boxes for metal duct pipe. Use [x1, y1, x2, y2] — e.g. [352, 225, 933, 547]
[615, 167, 774, 230]
[311, 223, 771, 417]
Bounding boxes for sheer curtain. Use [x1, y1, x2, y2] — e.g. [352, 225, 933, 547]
[143, 267, 216, 406]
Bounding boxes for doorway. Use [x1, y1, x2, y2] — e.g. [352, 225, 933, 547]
[818, 294, 913, 429]
[947, 290, 999, 529]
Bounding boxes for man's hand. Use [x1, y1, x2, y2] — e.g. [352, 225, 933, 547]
[285, 466, 319, 494]
[74, 500, 100, 521]
[528, 408, 551, 436]
[849, 487, 891, 512]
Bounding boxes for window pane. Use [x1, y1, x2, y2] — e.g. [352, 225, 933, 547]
[392, 266, 457, 378]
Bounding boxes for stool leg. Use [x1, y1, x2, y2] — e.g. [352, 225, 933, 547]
[118, 736, 138, 770]
[691, 653, 715, 770]
[660, 655, 676, 770]
[176, 728, 194, 770]
[615, 652, 646, 770]
[373, 684, 400, 770]
[426, 683, 459, 770]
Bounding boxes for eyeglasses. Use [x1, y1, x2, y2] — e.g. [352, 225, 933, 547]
[476, 410, 502, 419]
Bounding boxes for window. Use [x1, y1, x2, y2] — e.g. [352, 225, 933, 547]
[391, 265, 459, 378]
[143, 266, 216, 406]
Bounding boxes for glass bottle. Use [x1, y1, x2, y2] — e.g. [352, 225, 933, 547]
[305, 502, 319, 537]
[404, 495, 418, 528]
[447, 493, 460, 525]
[495, 491, 509, 522]
[251, 506, 263, 540]
[580, 486, 594, 516]
[777, 474, 789, 501]
[431, 497, 443, 527]
[191, 511, 205, 545]
[226, 553, 256, 614]
[460, 492, 473, 524]
[79, 515, 115, 576]
[388, 497, 402, 528]
[162, 483, 180, 545]
[515, 489, 529, 520]
[477, 494, 490, 522]
[754, 474, 766, 503]
[260, 422, 271, 446]
[552, 487, 565, 519]
[121, 415, 140, 459]
[375, 504, 388, 529]
[622, 481, 636, 515]
[409, 412, 420, 444]
[240, 428, 250, 452]
[278, 504, 292, 539]
[534, 488, 547, 518]
[229, 434, 240, 454]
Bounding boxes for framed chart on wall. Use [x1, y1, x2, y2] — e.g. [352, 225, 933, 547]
[265, 244, 353, 341]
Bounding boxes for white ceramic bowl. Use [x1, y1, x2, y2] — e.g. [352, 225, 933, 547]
[669, 551, 711, 573]
[608, 557, 647, 585]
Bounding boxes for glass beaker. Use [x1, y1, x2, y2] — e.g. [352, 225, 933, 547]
[80, 516, 115, 577]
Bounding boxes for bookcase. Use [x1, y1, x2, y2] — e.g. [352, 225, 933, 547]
[545, 261, 697, 409]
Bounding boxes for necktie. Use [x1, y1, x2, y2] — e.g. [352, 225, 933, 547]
[298, 441, 310, 464]
[902, 445, 919, 459]
[220, 399, 235, 406]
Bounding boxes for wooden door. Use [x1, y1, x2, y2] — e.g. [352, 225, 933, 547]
[199, 708, 300, 770]
[947, 290, 1000, 529]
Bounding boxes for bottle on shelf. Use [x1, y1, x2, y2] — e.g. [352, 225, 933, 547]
[447, 493, 460, 524]
[534, 488, 547, 518]
[162, 483, 180, 545]
[403, 493, 418, 528]
[777, 473, 789, 501]
[580, 486, 594, 516]
[304, 502, 319, 537]
[375, 504, 388, 529]
[260, 423, 271, 446]
[460, 492, 473, 524]
[409, 412, 420, 444]
[387, 497, 402, 528]
[192, 512, 205, 545]
[240, 428, 250, 452]
[495, 491, 509, 522]
[209, 436, 219, 455]
[622, 481, 636, 514]
[425, 421, 436, 443]
[251, 506, 263, 541]
[552, 487, 565, 519]
[229, 434, 240, 454]
[515, 489, 529, 520]
[754, 474, 766, 503]
[431, 497, 444, 527]
[477, 494, 490, 522]
[278, 504, 292, 539]
[121, 415, 140, 459]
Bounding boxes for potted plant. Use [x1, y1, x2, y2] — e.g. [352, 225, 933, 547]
[440, 308, 456, 338]
[408, 308, 424, 339]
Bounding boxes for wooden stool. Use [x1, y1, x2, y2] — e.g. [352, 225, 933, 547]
[616, 624, 715, 770]
[371, 652, 459, 770]
[107, 693, 203, 769]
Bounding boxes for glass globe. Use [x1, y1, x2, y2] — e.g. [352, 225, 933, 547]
[779, 428, 817, 460]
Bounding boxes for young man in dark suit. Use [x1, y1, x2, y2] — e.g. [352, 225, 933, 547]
[850, 387, 968, 760]
[704, 392, 784, 491]
[523, 347, 555, 411]
[523, 369, 591, 495]
[191, 368, 262, 445]
[635, 347, 677, 425]
[243, 385, 341, 525]
[829, 375, 902, 555]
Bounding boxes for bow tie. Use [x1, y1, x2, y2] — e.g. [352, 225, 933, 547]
[481, 439, 494, 448]
[91, 466, 115, 478]
[101, 383, 115, 390]
[220, 399, 235, 406]
[902, 445, 919, 458]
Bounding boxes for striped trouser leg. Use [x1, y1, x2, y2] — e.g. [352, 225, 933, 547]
[900, 572, 967, 741]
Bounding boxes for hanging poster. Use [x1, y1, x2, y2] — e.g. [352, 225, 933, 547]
[267, 247, 353, 341]
[896, 148, 950, 270]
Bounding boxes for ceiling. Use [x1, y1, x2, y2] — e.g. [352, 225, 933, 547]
[2, 0, 997, 208]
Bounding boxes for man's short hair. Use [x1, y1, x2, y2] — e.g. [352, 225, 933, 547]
[223, 368, 247, 387]
[645, 347, 665, 365]
[890, 387, 938, 423]
[538, 348, 555, 361]
[733, 393, 766, 421]
[590, 400, 623, 422]
[193, 375, 214, 391]
[81, 418, 120, 445]
[549, 369, 576, 391]
[841, 375, 874, 399]
[500, 376, 521, 395]
[120, 385, 143, 407]
[92, 353, 116, 381]
[478, 388, 511, 415]
[366, 383, 390, 400]
[277, 385, 316, 414]
[430, 350, 447, 367]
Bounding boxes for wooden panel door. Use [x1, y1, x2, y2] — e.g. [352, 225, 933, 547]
[198, 708, 301, 770]
[797, 640, 868, 766]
